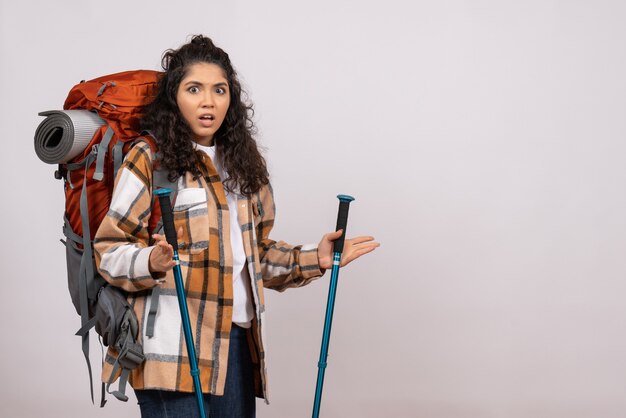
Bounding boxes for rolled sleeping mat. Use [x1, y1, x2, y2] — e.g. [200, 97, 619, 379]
[34, 110, 106, 164]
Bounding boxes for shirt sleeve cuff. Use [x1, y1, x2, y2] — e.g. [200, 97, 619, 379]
[135, 246, 165, 283]
[300, 243, 324, 279]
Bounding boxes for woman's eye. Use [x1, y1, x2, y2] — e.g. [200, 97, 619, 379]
[188, 86, 200, 94]
[216, 87, 226, 94]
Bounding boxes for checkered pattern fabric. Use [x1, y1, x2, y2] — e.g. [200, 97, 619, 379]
[94, 142, 323, 399]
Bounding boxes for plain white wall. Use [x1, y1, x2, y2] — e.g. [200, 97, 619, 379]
[2, 1, 626, 417]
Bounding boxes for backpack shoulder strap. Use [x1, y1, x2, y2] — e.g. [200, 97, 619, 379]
[136, 135, 178, 339]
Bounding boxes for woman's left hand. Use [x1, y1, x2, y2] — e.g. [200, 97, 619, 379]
[317, 230, 380, 270]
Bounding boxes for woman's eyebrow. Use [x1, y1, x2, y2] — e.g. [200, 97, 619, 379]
[182, 80, 228, 87]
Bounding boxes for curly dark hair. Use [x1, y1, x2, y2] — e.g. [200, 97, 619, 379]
[142, 35, 269, 196]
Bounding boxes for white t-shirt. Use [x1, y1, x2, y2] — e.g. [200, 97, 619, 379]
[194, 143, 254, 328]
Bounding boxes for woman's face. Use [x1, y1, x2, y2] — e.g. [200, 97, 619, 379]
[176, 62, 231, 146]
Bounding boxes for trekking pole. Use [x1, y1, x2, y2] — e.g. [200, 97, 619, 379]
[154, 188, 207, 418]
[312, 194, 355, 418]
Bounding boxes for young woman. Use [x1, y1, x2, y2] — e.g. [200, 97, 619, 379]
[94, 35, 378, 418]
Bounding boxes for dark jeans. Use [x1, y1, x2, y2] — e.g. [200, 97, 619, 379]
[135, 324, 256, 418]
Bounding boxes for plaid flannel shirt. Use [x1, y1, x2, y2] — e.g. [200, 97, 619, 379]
[94, 142, 323, 399]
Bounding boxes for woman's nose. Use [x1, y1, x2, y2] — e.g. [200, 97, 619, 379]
[200, 92, 214, 107]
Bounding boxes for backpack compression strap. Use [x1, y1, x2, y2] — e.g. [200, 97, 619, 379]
[105, 309, 144, 402]
[93, 126, 114, 181]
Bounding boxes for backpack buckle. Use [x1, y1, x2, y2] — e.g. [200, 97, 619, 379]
[117, 342, 144, 370]
[54, 164, 67, 180]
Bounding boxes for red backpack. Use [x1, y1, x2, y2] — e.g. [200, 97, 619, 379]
[62, 70, 160, 240]
[36, 70, 168, 405]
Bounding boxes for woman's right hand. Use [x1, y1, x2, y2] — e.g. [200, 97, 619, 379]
[148, 227, 182, 273]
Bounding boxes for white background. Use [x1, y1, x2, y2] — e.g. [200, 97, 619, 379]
[1, 1, 626, 417]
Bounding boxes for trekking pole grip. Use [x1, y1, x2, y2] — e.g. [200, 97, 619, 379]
[154, 189, 178, 252]
[333, 195, 355, 254]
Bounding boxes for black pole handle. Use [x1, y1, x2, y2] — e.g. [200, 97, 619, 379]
[154, 188, 178, 252]
[333, 195, 355, 254]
